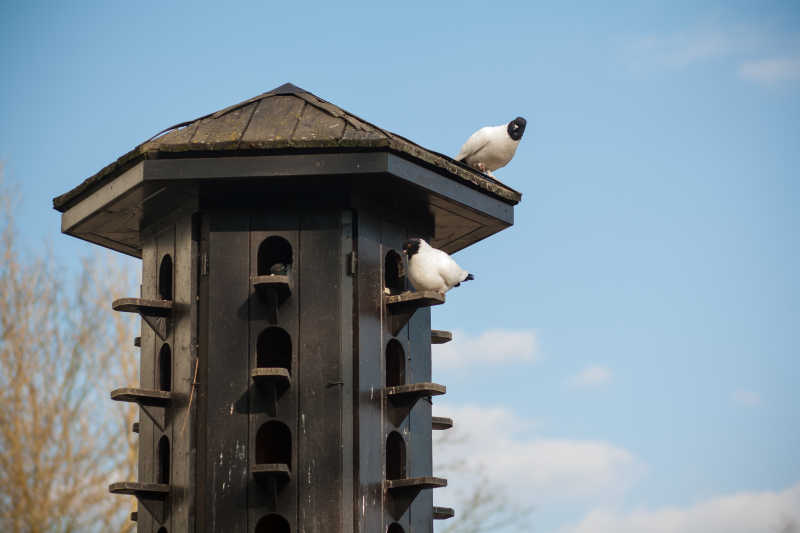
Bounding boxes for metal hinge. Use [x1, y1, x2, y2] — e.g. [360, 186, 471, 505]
[347, 252, 357, 276]
[201, 253, 209, 276]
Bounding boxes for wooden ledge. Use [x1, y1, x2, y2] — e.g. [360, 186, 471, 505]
[110, 388, 173, 407]
[431, 330, 453, 344]
[433, 506, 455, 520]
[386, 383, 446, 405]
[252, 463, 291, 482]
[386, 476, 447, 491]
[109, 482, 169, 498]
[432, 416, 453, 430]
[112, 298, 172, 317]
[385, 291, 445, 313]
[252, 275, 291, 302]
[251, 367, 291, 388]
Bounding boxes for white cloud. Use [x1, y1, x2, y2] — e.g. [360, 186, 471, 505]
[628, 28, 753, 70]
[733, 388, 762, 407]
[567, 365, 613, 388]
[433, 404, 644, 508]
[561, 483, 800, 533]
[432, 328, 538, 371]
[739, 57, 800, 84]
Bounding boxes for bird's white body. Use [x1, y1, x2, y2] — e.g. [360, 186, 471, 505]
[407, 240, 471, 294]
[455, 124, 521, 177]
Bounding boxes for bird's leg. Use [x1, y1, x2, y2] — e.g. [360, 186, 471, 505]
[486, 170, 496, 178]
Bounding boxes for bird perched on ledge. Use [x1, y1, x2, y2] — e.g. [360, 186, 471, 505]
[402, 238, 474, 295]
[454, 117, 526, 178]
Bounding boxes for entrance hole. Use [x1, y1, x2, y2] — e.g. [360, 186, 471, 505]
[258, 237, 292, 276]
[158, 436, 170, 484]
[384, 250, 405, 293]
[158, 254, 173, 300]
[386, 431, 406, 480]
[385, 339, 405, 388]
[256, 421, 291, 467]
[158, 343, 171, 392]
[256, 327, 292, 372]
[255, 514, 290, 533]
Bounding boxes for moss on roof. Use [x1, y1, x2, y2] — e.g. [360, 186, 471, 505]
[53, 83, 521, 211]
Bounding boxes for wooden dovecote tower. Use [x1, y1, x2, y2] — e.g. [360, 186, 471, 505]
[53, 83, 521, 533]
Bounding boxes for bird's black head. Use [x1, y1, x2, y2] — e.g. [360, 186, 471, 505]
[507, 117, 527, 141]
[402, 238, 421, 258]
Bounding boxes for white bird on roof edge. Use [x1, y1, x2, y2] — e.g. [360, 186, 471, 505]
[402, 238, 474, 295]
[454, 117, 526, 178]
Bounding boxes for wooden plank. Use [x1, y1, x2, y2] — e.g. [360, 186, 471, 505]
[407, 247, 435, 532]
[380, 219, 412, 531]
[170, 214, 196, 531]
[355, 210, 385, 533]
[204, 211, 250, 532]
[138, 236, 157, 532]
[239, 96, 304, 148]
[248, 211, 300, 532]
[60, 162, 144, 234]
[189, 102, 258, 151]
[298, 210, 343, 532]
[293, 103, 346, 142]
[155, 223, 176, 532]
[339, 209, 355, 533]
[142, 153, 387, 181]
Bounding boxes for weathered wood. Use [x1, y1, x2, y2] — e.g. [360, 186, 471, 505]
[386, 477, 447, 491]
[112, 297, 172, 316]
[432, 417, 453, 430]
[109, 481, 170, 497]
[407, 293, 434, 532]
[430, 330, 452, 344]
[386, 291, 444, 335]
[202, 211, 250, 532]
[251, 367, 291, 388]
[109, 482, 169, 524]
[386, 383, 445, 406]
[251, 274, 291, 303]
[240, 96, 304, 148]
[298, 210, 343, 532]
[433, 507, 455, 520]
[355, 210, 385, 533]
[248, 211, 300, 531]
[110, 388, 173, 406]
[252, 463, 291, 483]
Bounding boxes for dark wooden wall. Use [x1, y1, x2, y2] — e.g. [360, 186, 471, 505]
[131, 203, 434, 533]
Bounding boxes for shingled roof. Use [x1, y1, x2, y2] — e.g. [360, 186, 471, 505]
[53, 83, 521, 211]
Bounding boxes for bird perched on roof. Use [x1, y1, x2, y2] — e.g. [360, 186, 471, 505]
[402, 238, 474, 295]
[454, 117, 526, 178]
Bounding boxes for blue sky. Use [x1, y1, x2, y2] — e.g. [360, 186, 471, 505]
[2, 1, 798, 531]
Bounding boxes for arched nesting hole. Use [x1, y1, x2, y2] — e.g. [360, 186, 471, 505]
[158, 343, 172, 392]
[256, 421, 291, 467]
[158, 254, 173, 301]
[384, 250, 405, 294]
[386, 431, 406, 480]
[257, 327, 292, 372]
[158, 436, 170, 484]
[387, 524, 405, 533]
[157, 528, 167, 533]
[385, 339, 405, 388]
[258, 236, 292, 276]
[255, 514, 290, 533]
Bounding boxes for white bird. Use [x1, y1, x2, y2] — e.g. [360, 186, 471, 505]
[402, 238, 474, 295]
[454, 117, 526, 178]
